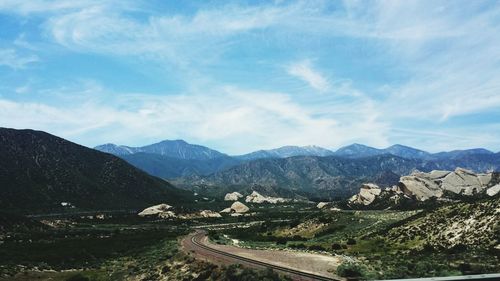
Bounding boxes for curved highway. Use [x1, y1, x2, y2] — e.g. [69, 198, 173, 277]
[183, 230, 343, 281]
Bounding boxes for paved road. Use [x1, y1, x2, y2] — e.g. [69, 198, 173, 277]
[182, 230, 343, 281]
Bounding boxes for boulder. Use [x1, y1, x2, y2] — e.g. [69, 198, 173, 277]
[441, 168, 488, 195]
[317, 202, 329, 209]
[357, 183, 382, 205]
[245, 191, 287, 204]
[158, 211, 177, 219]
[199, 210, 222, 218]
[231, 201, 250, 213]
[486, 184, 500, 197]
[400, 175, 442, 201]
[138, 203, 173, 217]
[220, 207, 232, 213]
[224, 192, 243, 201]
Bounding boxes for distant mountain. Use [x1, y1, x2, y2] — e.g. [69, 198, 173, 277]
[177, 155, 432, 199]
[178, 152, 500, 199]
[121, 153, 241, 179]
[334, 144, 493, 161]
[0, 128, 193, 213]
[384, 144, 432, 160]
[95, 140, 227, 160]
[334, 143, 383, 158]
[236, 145, 334, 160]
[433, 148, 494, 160]
[334, 143, 431, 159]
[93, 143, 138, 155]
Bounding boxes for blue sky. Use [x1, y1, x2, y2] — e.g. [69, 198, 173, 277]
[0, 0, 499, 154]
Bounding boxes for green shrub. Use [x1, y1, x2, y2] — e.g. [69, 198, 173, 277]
[336, 262, 367, 278]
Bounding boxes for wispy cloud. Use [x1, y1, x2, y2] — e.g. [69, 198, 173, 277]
[0, 48, 39, 69]
[0, 81, 389, 153]
[287, 60, 329, 92]
[0, 1, 499, 152]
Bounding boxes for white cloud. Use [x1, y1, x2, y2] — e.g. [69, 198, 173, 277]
[287, 60, 329, 92]
[0, 81, 389, 154]
[0, 48, 39, 69]
[1, 1, 499, 152]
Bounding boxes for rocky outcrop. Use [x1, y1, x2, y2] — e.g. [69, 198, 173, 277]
[316, 202, 329, 209]
[245, 191, 288, 204]
[352, 184, 382, 205]
[224, 192, 243, 201]
[138, 204, 173, 217]
[220, 201, 250, 214]
[349, 168, 499, 208]
[231, 201, 250, 213]
[198, 210, 222, 218]
[486, 184, 500, 196]
[400, 168, 493, 200]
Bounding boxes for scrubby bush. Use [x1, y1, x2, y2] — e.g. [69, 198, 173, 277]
[336, 262, 367, 278]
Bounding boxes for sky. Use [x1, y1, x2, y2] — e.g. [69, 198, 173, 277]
[0, 0, 499, 154]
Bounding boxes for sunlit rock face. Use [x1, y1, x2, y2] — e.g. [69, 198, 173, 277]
[350, 168, 499, 208]
[224, 192, 243, 201]
[138, 204, 175, 218]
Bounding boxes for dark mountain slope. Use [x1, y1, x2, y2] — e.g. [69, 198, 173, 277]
[0, 128, 192, 213]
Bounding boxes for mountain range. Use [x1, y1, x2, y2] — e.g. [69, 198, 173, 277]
[94, 140, 500, 178]
[0, 128, 193, 213]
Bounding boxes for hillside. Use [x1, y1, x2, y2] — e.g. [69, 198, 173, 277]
[0, 128, 193, 213]
[179, 153, 500, 199]
[121, 153, 240, 179]
[178, 155, 433, 199]
[384, 197, 499, 250]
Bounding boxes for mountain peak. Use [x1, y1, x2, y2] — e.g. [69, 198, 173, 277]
[236, 145, 334, 160]
[95, 139, 227, 160]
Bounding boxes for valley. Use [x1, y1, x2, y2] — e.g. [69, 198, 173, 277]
[0, 128, 499, 281]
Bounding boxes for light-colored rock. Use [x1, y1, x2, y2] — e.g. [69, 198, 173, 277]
[352, 168, 497, 206]
[224, 192, 243, 201]
[220, 207, 232, 213]
[138, 203, 173, 217]
[357, 183, 382, 205]
[400, 175, 442, 201]
[199, 210, 222, 218]
[428, 170, 451, 179]
[441, 168, 486, 195]
[231, 201, 250, 213]
[158, 211, 176, 219]
[316, 202, 329, 209]
[245, 191, 287, 204]
[477, 174, 492, 186]
[486, 184, 500, 196]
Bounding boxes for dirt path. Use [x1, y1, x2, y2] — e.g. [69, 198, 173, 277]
[182, 230, 343, 280]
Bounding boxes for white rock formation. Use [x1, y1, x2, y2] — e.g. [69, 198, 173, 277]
[231, 201, 250, 213]
[158, 211, 177, 219]
[351, 168, 497, 206]
[400, 175, 443, 201]
[224, 192, 243, 201]
[245, 191, 287, 204]
[317, 202, 329, 209]
[220, 207, 232, 213]
[441, 168, 488, 195]
[486, 184, 500, 196]
[138, 203, 173, 217]
[351, 183, 382, 205]
[199, 210, 222, 218]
